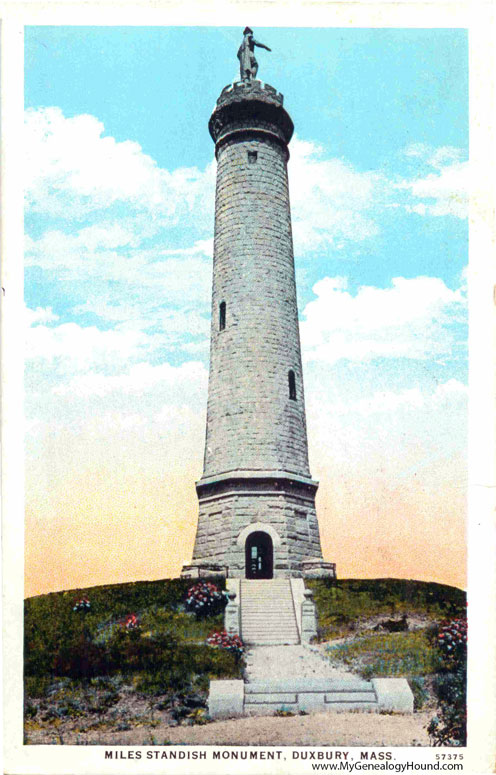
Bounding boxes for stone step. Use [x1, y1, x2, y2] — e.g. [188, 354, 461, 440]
[242, 628, 299, 634]
[241, 597, 294, 602]
[242, 622, 298, 628]
[242, 628, 298, 633]
[245, 678, 374, 693]
[242, 626, 298, 633]
[241, 600, 294, 606]
[242, 619, 297, 624]
[242, 623, 299, 630]
[241, 600, 295, 605]
[243, 632, 299, 637]
[243, 640, 300, 646]
[241, 595, 295, 601]
[241, 599, 294, 604]
[241, 610, 296, 616]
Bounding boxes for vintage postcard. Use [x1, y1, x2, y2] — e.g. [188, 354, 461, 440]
[1, 2, 495, 774]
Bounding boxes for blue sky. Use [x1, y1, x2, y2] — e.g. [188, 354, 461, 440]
[24, 27, 468, 594]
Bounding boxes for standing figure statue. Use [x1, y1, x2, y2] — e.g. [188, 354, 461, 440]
[237, 27, 271, 81]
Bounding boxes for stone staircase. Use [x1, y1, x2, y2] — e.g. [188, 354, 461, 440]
[240, 579, 299, 645]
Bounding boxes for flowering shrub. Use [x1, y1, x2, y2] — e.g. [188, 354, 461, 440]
[185, 582, 228, 619]
[121, 613, 139, 631]
[72, 597, 90, 612]
[206, 631, 244, 659]
[428, 617, 467, 747]
[437, 618, 467, 666]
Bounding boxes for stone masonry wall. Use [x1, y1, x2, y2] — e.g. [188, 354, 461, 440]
[192, 487, 322, 577]
[202, 131, 311, 479]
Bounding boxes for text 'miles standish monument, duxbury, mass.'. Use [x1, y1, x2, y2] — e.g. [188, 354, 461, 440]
[182, 28, 336, 582]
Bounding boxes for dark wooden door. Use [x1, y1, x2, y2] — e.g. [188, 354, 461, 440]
[245, 531, 273, 579]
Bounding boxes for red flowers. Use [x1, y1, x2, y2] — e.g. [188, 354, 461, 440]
[121, 613, 139, 631]
[206, 630, 244, 656]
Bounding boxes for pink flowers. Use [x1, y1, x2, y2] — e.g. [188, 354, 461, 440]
[185, 582, 229, 618]
[206, 630, 244, 657]
[72, 597, 90, 612]
[438, 618, 467, 663]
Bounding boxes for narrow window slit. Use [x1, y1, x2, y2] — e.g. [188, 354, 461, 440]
[288, 370, 297, 400]
[248, 151, 258, 164]
[219, 301, 226, 331]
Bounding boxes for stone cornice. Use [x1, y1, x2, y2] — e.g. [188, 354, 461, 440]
[196, 469, 319, 498]
[209, 79, 294, 153]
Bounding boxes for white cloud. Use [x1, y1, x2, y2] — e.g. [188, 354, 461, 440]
[53, 360, 207, 398]
[396, 145, 468, 219]
[351, 388, 425, 416]
[432, 378, 468, 403]
[300, 275, 465, 364]
[24, 107, 215, 222]
[26, 319, 150, 371]
[403, 143, 464, 170]
[288, 137, 382, 253]
[25, 306, 59, 326]
[397, 161, 468, 219]
[334, 380, 467, 418]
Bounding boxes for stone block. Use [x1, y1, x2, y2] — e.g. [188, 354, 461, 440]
[302, 560, 337, 579]
[244, 702, 299, 716]
[298, 693, 326, 712]
[181, 563, 229, 579]
[245, 678, 373, 694]
[208, 680, 244, 719]
[324, 692, 376, 703]
[371, 678, 414, 714]
[244, 693, 297, 704]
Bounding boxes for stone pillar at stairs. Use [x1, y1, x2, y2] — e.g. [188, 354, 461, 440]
[224, 591, 241, 635]
[300, 589, 318, 643]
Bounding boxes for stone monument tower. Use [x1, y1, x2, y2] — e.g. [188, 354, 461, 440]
[182, 30, 335, 581]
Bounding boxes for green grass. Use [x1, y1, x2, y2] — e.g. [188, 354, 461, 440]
[307, 578, 465, 640]
[327, 630, 443, 679]
[24, 577, 242, 704]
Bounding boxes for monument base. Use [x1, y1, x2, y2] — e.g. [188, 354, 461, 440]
[301, 559, 337, 579]
[180, 562, 228, 580]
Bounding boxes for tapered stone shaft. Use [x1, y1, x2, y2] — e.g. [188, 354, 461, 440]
[183, 79, 332, 579]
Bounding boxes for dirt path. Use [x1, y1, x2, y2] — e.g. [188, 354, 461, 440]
[26, 711, 432, 746]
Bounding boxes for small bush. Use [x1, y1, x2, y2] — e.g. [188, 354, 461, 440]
[408, 676, 429, 710]
[206, 631, 244, 661]
[427, 617, 467, 746]
[53, 633, 110, 679]
[428, 668, 466, 745]
[437, 618, 467, 667]
[428, 618, 467, 746]
[184, 582, 228, 619]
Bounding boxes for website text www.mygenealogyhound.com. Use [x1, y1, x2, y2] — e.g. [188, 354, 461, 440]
[310, 764, 463, 772]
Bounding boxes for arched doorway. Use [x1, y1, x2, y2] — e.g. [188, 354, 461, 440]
[245, 531, 273, 579]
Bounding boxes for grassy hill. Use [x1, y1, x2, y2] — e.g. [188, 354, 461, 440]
[24, 576, 466, 745]
[307, 577, 465, 638]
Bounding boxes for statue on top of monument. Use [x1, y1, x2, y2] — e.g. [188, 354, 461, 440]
[237, 27, 271, 81]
